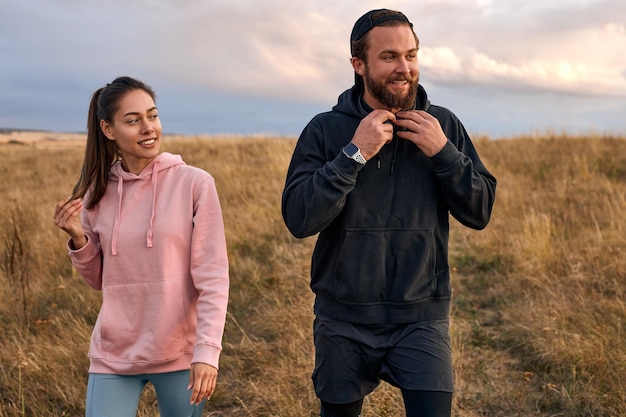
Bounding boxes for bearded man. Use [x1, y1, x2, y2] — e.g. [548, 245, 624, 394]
[281, 9, 497, 417]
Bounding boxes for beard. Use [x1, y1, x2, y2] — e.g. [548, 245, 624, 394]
[363, 66, 419, 111]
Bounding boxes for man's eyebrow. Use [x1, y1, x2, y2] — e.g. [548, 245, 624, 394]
[379, 47, 418, 55]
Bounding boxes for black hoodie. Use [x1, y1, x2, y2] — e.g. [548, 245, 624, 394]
[282, 84, 496, 324]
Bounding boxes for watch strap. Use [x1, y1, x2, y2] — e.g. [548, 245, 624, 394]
[352, 152, 367, 165]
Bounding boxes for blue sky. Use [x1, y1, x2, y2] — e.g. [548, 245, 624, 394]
[1, 0, 625, 138]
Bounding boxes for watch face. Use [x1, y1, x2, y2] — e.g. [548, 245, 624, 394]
[344, 142, 358, 157]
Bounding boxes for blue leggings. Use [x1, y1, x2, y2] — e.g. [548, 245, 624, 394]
[86, 371, 204, 417]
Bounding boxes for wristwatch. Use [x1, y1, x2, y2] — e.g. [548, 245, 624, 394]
[342, 142, 367, 165]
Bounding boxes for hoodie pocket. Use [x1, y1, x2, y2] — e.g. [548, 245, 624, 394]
[97, 280, 189, 363]
[335, 228, 436, 304]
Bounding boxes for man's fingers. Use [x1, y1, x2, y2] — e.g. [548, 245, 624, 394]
[371, 109, 397, 124]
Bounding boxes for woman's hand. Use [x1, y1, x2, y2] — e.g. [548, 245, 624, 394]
[188, 362, 218, 405]
[53, 197, 87, 249]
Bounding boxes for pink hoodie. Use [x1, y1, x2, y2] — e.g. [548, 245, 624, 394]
[68, 152, 229, 375]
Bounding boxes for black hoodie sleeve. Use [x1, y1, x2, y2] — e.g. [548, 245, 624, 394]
[429, 108, 497, 230]
[281, 118, 363, 238]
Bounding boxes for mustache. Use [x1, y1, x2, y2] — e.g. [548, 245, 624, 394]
[390, 74, 418, 83]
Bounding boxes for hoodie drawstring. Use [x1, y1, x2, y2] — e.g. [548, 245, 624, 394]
[146, 161, 159, 248]
[111, 177, 124, 256]
[390, 137, 399, 175]
[375, 136, 399, 175]
[110, 160, 160, 255]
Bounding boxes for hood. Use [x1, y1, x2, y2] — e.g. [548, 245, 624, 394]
[109, 152, 185, 182]
[332, 84, 431, 119]
[108, 152, 185, 255]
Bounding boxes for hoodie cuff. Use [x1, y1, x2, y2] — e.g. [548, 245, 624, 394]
[334, 147, 365, 179]
[67, 235, 89, 252]
[192, 344, 222, 369]
[429, 140, 461, 172]
[67, 235, 93, 253]
[67, 236, 100, 266]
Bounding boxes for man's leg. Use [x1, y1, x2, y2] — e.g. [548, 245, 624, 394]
[380, 320, 454, 417]
[320, 398, 364, 417]
[401, 390, 452, 417]
[312, 318, 385, 413]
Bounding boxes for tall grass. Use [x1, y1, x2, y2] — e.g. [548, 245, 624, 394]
[0, 133, 624, 416]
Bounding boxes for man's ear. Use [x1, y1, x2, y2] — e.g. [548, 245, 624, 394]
[351, 57, 366, 77]
[100, 119, 115, 140]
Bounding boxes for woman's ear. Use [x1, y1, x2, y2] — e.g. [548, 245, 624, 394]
[100, 119, 115, 140]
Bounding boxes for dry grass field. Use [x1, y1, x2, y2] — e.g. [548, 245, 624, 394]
[0, 131, 624, 416]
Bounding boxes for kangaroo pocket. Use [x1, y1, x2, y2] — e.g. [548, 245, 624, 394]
[96, 280, 189, 363]
[335, 228, 436, 304]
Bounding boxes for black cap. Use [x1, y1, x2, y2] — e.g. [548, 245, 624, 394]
[350, 9, 412, 47]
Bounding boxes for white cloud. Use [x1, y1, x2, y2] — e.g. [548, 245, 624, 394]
[412, 1, 626, 98]
[422, 46, 626, 96]
[603, 22, 625, 35]
[421, 47, 463, 74]
[3, 0, 624, 100]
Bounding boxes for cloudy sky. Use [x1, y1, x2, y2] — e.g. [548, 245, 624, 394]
[1, 0, 625, 138]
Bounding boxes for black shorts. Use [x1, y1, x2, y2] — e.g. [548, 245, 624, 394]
[312, 317, 454, 404]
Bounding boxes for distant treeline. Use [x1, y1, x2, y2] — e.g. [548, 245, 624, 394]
[0, 128, 50, 134]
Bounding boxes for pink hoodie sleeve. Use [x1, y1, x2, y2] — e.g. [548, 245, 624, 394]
[189, 175, 229, 368]
[68, 211, 104, 290]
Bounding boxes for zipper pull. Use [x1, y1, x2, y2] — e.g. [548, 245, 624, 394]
[377, 155, 381, 169]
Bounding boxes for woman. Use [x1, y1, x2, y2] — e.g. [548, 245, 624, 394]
[53, 76, 229, 417]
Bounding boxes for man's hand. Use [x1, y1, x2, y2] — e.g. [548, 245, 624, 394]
[351, 109, 396, 160]
[188, 362, 218, 405]
[395, 110, 448, 157]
